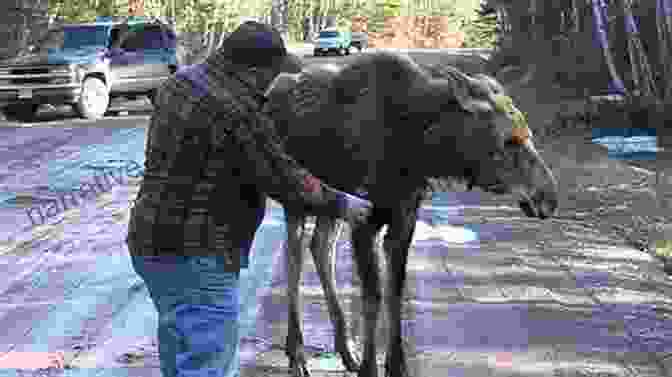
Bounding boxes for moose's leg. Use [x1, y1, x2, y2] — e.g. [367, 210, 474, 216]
[285, 210, 311, 377]
[383, 195, 422, 377]
[351, 215, 385, 377]
[310, 216, 360, 372]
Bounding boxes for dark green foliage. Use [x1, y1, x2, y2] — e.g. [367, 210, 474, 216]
[462, 7, 497, 48]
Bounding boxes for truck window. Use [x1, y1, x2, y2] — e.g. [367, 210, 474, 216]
[36, 25, 108, 50]
[62, 25, 108, 48]
[109, 28, 121, 48]
[121, 25, 165, 51]
[163, 28, 177, 49]
[319, 31, 339, 38]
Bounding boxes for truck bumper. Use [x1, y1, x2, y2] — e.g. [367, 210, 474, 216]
[0, 85, 82, 107]
[314, 46, 341, 52]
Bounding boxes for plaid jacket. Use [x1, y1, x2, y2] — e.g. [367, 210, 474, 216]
[126, 55, 347, 271]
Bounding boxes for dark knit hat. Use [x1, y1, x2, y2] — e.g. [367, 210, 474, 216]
[218, 21, 298, 71]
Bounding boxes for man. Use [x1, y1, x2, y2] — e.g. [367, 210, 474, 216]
[126, 21, 372, 377]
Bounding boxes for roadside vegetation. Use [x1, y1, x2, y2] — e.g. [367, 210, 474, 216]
[45, 0, 495, 45]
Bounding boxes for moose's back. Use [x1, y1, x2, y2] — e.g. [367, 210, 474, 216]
[266, 52, 436, 196]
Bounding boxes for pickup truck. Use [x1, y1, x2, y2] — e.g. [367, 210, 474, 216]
[313, 29, 352, 56]
[0, 16, 179, 121]
[350, 31, 368, 52]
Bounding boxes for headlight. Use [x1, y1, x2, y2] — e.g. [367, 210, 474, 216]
[71, 65, 86, 82]
[51, 78, 71, 84]
[50, 66, 71, 74]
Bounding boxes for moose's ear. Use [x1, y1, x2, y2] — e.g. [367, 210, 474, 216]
[429, 64, 495, 114]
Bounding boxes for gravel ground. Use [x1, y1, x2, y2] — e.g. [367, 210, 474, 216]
[502, 77, 672, 273]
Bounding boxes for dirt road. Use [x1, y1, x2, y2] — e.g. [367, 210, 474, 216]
[0, 51, 670, 377]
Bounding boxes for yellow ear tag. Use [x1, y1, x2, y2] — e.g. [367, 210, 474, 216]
[493, 94, 529, 144]
[655, 240, 672, 258]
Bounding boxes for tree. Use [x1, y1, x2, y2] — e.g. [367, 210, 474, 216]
[656, 0, 672, 103]
[619, 0, 657, 102]
[462, 3, 496, 48]
[271, 0, 289, 42]
[0, 0, 49, 59]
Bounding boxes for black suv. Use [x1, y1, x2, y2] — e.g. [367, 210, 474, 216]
[0, 16, 179, 121]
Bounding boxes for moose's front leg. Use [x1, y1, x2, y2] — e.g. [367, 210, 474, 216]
[310, 216, 360, 372]
[285, 210, 311, 377]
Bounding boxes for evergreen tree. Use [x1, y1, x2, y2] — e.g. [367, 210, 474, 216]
[462, 3, 497, 48]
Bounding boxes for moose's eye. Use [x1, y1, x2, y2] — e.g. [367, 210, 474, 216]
[505, 138, 523, 147]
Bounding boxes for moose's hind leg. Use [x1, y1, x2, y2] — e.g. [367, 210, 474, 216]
[383, 197, 422, 377]
[351, 219, 385, 377]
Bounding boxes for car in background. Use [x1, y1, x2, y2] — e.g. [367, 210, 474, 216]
[350, 31, 368, 52]
[313, 28, 352, 56]
[0, 16, 179, 121]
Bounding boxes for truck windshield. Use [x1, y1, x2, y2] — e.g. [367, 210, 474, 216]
[319, 31, 339, 38]
[36, 25, 109, 51]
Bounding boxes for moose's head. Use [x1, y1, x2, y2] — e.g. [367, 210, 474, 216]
[420, 64, 558, 219]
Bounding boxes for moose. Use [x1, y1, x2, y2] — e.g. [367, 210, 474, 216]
[263, 51, 559, 377]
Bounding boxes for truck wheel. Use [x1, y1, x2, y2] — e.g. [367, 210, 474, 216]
[75, 76, 109, 120]
[3, 103, 39, 122]
[147, 90, 157, 107]
[345, 46, 351, 55]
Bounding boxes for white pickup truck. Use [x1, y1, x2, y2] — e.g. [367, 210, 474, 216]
[350, 31, 368, 52]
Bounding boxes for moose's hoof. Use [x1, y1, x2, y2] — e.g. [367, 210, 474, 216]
[338, 339, 362, 372]
[290, 362, 312, 377]
[385, 352, 410, 377]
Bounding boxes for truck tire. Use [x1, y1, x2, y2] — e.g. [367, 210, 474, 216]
[148, 90, 157, 107]
[75, 76, 109, 120]
[3, 103, 40, 122]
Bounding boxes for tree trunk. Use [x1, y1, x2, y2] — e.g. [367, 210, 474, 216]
[657, 0, 672, 103]
[619, 0, 658, 101]
[271, 0, 289, 42]
[303, 16, 313, 42]
[325, 15, 336, 28]
[591, 0, 627, 95]
[0, 0, 49, 59]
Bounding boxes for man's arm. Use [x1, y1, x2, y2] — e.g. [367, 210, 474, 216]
[215, 97, 371, 223]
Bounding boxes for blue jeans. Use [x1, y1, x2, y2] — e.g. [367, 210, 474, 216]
[130, 254, 241, 377]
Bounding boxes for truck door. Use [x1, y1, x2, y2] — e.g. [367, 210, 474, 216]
[110, 24, 171, 93]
